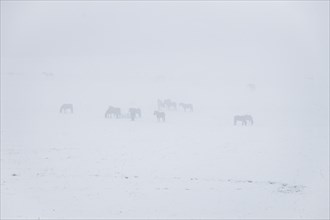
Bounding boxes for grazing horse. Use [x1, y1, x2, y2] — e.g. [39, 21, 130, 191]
[60, 104, 73, 114]
[164, 99, 177, 110]
[179, 103, 193, 112]
[154, 111, 165, 122]
[129, 108, 142, 121]
[234, 115, 254, 126]
[105, 106, 121, 118]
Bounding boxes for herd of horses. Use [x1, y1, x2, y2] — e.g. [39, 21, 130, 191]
[59, 100, 253, 126]
[157, 99, 193, 112]
[105, 106, 142, 121]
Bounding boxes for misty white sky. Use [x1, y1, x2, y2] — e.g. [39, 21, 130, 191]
[1, 1, 329, 82]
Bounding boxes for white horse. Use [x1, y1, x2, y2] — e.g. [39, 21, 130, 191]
[60, 104, 73, 114]
[154, 111, 165, 122]
[234, 115, 254, 126]
[179, 103, 193, 112]
[105, 106, 121, 118]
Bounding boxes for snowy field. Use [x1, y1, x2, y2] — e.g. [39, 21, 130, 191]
[1, 73, 329, 219]
[1, 1, 329, 219]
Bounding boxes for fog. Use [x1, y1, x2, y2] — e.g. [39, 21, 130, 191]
[1, 1, 329, 219]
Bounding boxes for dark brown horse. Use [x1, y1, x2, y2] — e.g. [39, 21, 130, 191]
[179, 103, 193, 112]
[154, 111, 165, 122]
[129, 108, 142, 121]
[60, 104, 73, 114]
[234, 115, 254, 126]
[105, 106, 121, 118]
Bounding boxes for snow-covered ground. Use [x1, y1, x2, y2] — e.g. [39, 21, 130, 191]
[1, 73, 328, 219]
[1, 1, 329, 219]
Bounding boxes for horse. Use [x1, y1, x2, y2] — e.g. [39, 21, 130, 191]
[234, 115, 254, 126]
[105, 106, 121, 119]
[128, 108, 142, 121]
[42, 72, 54, 77]
[154, 111, 165, 122]
[60, 104, 73, 114]
[247, 83, 256, 92]
[164, 99, 177, 110]
[179, 103, 193, 112]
